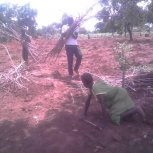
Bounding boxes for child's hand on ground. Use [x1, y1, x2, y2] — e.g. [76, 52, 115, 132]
[79, 114, 86, 120]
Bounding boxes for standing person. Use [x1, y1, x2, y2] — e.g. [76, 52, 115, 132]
[81, 73, 146, 125]
[21, 28, 31, 63]
[61, 16, 82, 79]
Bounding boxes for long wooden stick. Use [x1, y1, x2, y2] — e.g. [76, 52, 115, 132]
[83, 119, 103, 131]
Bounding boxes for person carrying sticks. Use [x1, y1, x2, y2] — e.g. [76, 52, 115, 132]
[21, 28, 31, 63]
[61, 16, 82, 80]
[80, 72, 146, 125]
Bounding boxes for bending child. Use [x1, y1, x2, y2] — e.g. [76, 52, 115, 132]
[81, 73, 146, 125]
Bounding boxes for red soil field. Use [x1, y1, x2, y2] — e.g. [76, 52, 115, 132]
[0, 36, 153, 153]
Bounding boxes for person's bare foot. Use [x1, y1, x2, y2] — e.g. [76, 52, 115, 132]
[67, 75, 73, 81]
[74, 70, 79, 76]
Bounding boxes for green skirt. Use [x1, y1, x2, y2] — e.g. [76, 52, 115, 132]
[106, 87, 135, 124]
[92, 81, 135, 124]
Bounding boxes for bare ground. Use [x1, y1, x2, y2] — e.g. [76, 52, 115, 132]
[0, 36, 153, 153]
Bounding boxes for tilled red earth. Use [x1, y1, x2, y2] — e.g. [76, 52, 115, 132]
[0, 36, 153, 153]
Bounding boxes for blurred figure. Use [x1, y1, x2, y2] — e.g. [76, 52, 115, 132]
[61, 16, 82, 80]
[81, 73, 146, 125]
[21, 28, 31, 63]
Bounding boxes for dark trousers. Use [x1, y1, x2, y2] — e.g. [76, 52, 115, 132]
[65, 45, 82, 76]
[22, 46, 29, 61]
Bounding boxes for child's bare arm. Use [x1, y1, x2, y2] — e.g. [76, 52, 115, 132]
[83, 90, 92, 116]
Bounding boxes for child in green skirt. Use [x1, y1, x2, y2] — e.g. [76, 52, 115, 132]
[81, 73, 146, 125]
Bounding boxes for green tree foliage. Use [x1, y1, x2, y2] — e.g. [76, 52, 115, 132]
[97, 0, 149, 40]
[17, 3, 37, 36]
[147, 1, 153, 23]
[36, 22, 61, 38]
[79, 27, 88, 34]
[0, 3, 37, 38]
[0, 3, 17, 25]
[0, 3, 18, 42]
[95, 22, 105, 32]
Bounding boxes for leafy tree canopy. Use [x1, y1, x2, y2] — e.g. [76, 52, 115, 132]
[96, 0, 151, 40]
[0, 3, 37, 37]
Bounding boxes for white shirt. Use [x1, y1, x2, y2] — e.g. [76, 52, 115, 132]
[61, 25, 79, 45]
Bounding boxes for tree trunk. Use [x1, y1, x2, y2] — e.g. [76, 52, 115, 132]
[122, 70, 126, 88]
[127, 23, 133, 41]
[124, 24, 127, 37]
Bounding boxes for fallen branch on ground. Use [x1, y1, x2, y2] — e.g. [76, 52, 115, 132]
[0, 45, 31, 94]
[84, 69, 153, 94]
[83, 119, 103, 131]
[0, 62, 30, 93]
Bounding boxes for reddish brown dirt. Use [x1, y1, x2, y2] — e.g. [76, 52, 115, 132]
[0, 36, 153, 153]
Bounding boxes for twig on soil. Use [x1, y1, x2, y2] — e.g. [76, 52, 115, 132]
[83, 119, 103, 131]
[0, 62, 30, 92]
[0, 45, 31, 93]
[70, 92, 75, 104]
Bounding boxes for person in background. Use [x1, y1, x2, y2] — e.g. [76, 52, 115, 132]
[61, 16, 82, 80]
[21, 28, 31, 63]
[81, 72, 146, 125]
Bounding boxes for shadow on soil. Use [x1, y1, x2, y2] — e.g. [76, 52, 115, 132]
[0, 103, 153, 153]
